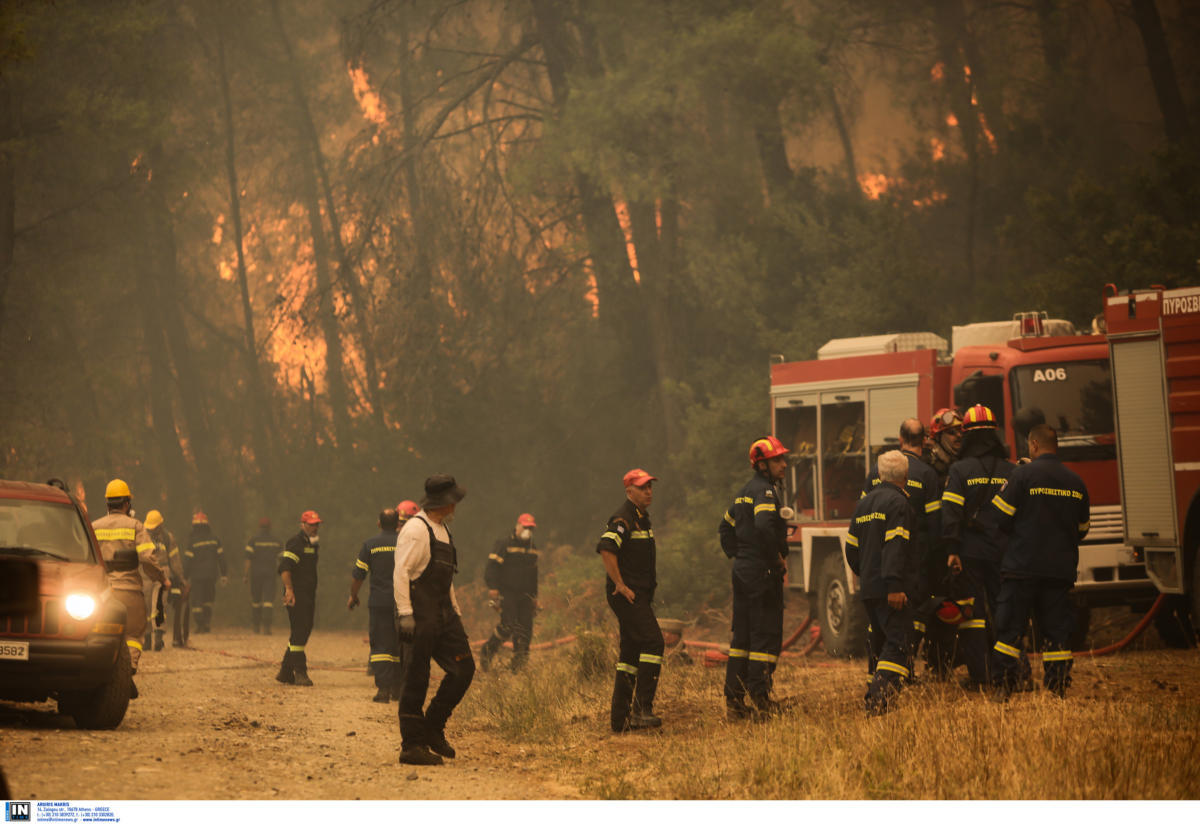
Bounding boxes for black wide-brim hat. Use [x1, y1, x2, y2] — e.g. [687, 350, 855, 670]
[420, 474, 467, 509]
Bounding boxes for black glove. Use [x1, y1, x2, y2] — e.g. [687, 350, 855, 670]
[396, 614, 416, 641]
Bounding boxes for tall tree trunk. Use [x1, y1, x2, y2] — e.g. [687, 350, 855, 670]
[0, 79, 14, 356]
[298, 143, 352, 450]
[270, 0, 385, 438]
[1129, 0, 1192, 147]
[1034, 0, 1067, 75]
[144, 144, 233, 537]
[216, 21, 278, 508]
[530, 0, 640, 328]
[828, 83, 859, 191]
[932, 0, 980, 292]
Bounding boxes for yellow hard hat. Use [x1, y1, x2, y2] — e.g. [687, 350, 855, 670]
[105, 478, 132, 499]
[145, 510, 164, 530]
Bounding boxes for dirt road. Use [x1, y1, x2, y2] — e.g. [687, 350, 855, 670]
[0, 630, 583, 800]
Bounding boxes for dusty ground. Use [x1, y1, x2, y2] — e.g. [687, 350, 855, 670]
[1, 609, 1198, 800]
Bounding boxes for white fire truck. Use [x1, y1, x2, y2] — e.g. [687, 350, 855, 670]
[771, 294, 1198, 656]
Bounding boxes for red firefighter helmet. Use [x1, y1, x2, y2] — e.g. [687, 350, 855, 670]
[962, 404, 998, 431]
[517, 512, 537, 528]
[748, 435, 789, 467]
[396, 500, 420, 518]
[192, 511, 208, 525]
[935, 597, 975, 625]
[930, 408, 963, 436]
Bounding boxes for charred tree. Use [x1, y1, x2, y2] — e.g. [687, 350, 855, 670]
[1129, 0, 1193, 147]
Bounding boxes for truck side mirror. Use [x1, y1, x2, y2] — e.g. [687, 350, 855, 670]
[953, 370, 982, 408]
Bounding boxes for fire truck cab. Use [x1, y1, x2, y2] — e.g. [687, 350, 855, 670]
[772, 316, 1155, 657]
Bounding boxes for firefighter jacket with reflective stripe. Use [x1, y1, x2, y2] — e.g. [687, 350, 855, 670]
[941, 454, 1014, 563]
[847, 481, 915, 599]
[185, 525, 226, 580]
[863, 449, 942, 561]
[153, 529, 186, 585]
[245, 533, 282, 577]
[989, 453, 1090, 582]
[92, 511, 166, 593]
[718, 472, 788, 573]
[352, 530, 398, 609]
[595, 499, 655, 592]
[278, 531, 319, 592]
[485, 531, 538, 596]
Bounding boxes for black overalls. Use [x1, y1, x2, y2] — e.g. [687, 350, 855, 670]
[397, 517, 475, 749]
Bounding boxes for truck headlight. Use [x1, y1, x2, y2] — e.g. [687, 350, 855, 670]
[65, 594, 97, 620]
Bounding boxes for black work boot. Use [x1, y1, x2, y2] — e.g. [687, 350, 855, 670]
[398, 745, 443, 766]
[610, 670, 636, 732]
[275, 651, 295, 684]
[478, 636, 500, 672]
[153, 629, 164, 651]
[726, 697, 753, 721]
[751, 694, 785, 718]
[293, 669, 314, 687]
[373, 686, 390, 703]
[427, 722, 456, 759]
[627, 709, 662, 729]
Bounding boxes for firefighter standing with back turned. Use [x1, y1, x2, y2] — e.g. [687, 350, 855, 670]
[245, 517, 282, 634]
[597, 469, 665, 732]
[988, 424, 1090, 700]
[141, 510, 171, 652]
[847, 451, 917, 715]
[349, 507, 405, 703]
[718, 436, 790, 720]
[92, 479, 170, 698]
[479, 512, 540, 673]
[185, 512, 227, 633]
[277, 510, 321, 687]
[393, 475, 475, 766]
[941, 404, 1014, 689]
[145, 510, 189, 648]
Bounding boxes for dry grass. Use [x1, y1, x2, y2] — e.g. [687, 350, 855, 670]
[456, 644, 1200, 799]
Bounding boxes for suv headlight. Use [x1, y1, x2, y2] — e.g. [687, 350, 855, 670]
[65, 593, 97, 620]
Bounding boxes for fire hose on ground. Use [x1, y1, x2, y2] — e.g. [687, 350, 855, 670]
[188, 594, 1173, 672]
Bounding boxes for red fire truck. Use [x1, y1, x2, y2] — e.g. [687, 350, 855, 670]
[1104, 284, 1200, 643]
[771, 301, 1193, 656]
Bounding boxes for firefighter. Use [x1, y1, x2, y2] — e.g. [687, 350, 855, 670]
[244, 517, 282, 634]
[988, 424, 1090, 699]
[926, 407, 964, 480]
[394, 475, 475, 766]
[184, 512, 227, 633]
[941, 404, 1014, 689]
[863, 419, 946, 679]
[141, 510, 173, 652]
[397, 500, 420, 520]
[597, 468, 665, 733]
[718, 436, 790, 720]
[350, 508, 406, 703]
[366, 501, 419, 678]
[91, 479, 170, 696]
[277, 510, 322, 687]
[846, 451, 916, 715]
[146, 510, 189, 648]
[479, 513, 540, 673]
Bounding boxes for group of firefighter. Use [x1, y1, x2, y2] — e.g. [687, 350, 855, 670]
[87, 404, 1089, 763]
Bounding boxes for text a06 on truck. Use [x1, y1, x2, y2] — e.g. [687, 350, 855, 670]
[770, 285, 1200, 657]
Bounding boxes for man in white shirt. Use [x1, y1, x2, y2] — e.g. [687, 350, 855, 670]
[393, 474, 474, 766]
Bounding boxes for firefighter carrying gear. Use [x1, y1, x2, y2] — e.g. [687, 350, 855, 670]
[941, 424, 1014, 686]
[480, 521, 539, 672]
[185, 520, 226, 633]
[353, 527, 409, 699]
[395, 505, 475, 766]
[597, 491, 663, 731]
[246, 526, 282, 634]
[848, 477, 917, 714]
[93, 484, 169, 676]
[718, 462, 788, 714]
[988, 449, 1090, 698]
[277, 525, 320, 686]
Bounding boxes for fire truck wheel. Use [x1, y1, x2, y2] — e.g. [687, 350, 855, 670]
[815, 553, 867, 658]
[1152, 595, 1197, 649]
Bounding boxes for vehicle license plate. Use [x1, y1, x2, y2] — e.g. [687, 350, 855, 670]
[0, 640, 30, 661]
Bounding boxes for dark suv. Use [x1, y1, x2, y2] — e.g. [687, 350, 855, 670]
[0, 479, 132, 728]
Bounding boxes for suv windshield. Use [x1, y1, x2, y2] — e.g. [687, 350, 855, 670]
[0, 498, 94, 562]
[1009, 360, 1114, 461]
